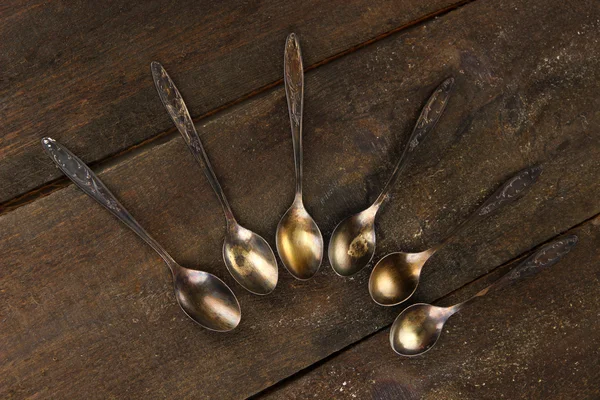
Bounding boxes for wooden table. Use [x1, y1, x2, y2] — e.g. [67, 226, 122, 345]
[1, 0, 599, 398]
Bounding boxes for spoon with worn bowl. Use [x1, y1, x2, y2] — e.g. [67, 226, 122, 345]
[370, 165, 542, 306]
[328, 77, 455, 277]
[41, 137, 241, 331]
[276, 33, 324, 280]
[390, 234, 578, 356]
[152, 62, 278, 295]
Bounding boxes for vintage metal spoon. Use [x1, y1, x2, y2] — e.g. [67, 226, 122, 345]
[41, 137, 241, 332]
[151, 62, 278, 295]
[370, 165, 542, 306]
[390, 234, 578, 356]
[276, 33, 324, 280]
[328, 77, 455, 277]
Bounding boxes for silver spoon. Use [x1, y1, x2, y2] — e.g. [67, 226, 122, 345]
[369, 165, 542, 306]
[41, 137, 241, 332]
[390, 234, 578, 356]
[276, 33, 324, 280]
[151, 62, 278, 295]
[328, 77, 455, 277]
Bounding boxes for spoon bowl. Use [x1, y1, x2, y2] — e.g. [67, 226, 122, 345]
[277, 198, 323, 280]
[223, 224, 278, 295]
[390, 304, 450, 356]
[173, 267, 241, 332]
[328, 205, 377, 276]
[369, 249, 433, 305]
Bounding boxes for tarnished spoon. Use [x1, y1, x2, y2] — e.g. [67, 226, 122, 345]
[151, 62, 278, 295]
[41, 137, 241, 331]
[328, 77, 455, 276]
[276, 33, 324, 280]
[390, 234, 578, 356]
[370, 166, 542, 306]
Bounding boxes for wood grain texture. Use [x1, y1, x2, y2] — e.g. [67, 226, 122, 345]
[1, 0, 600, 398]
[0, 0, 463, 204]
[258, 216, 600, 400]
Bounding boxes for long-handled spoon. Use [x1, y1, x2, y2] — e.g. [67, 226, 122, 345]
[41, 137, 241, 331]
[276, 33, 324, 280]
[151, 62, 278, 295]
[369, 165, 542, 306]
[390, 234, 578, 356]
[328, 77, 455, 277]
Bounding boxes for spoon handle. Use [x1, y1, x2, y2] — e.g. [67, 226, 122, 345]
[373, 77, 455, 208]
[41, 137, 177, 267]
[436, 165, 542, 249]
[284, 33, 304, 199]
[151, 62, 236, 225]
[453, 234, 578, 312]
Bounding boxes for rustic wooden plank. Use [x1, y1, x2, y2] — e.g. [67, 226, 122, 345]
[1, 0, 600, 397]
[257, 216, 600, 400]
[0, 0, 464, 204]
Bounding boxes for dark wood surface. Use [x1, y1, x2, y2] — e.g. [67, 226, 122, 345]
[1, 0, 599, 398]
[0, 0, 463, 205]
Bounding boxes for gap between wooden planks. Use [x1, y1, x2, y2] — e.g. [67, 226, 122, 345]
[255, 213, 600, 399]
[0, 0, 471, 209]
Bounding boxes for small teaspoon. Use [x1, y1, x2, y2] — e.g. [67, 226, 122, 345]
[390, 234, 578, 356]
[276, 33, 324, 280]
[152, 62, 278, 295]
[369, 165, 542, 306]
[328, 77, 455, 277]
[41, 137, 241, 332]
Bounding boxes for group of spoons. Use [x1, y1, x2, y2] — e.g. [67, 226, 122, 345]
[42, 33, 578, 356]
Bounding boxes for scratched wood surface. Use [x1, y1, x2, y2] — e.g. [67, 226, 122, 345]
[0, 0, 463, 205]
[1, 0, 599, 398]
[258, 217, 600, 400]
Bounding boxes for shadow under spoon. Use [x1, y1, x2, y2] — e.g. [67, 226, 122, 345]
[151, 62, 278, 295]
[369, 165, 542, 306]
[328, 77, 455, 277]
[41, 137, 241, 332]
[276, 33, 324, 280]
[390, 234, 578, 356]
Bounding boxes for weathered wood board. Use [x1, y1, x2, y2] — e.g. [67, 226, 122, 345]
[1, 0, 599, 398]
[0, 0, 463, 204]
[258, 216, 600, 400]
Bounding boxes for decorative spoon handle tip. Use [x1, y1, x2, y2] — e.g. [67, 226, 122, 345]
[41, 137, 176, 266]
[477, 165, 542, 217]
[373, 77, 455, 208]
[408, 76, 455, 151]
[152, 62, 236, 224]
[41, 137, 123, 214]
[284, 32, 305, 197]
[508, 234, 577, 280]
[469, 234, 577, 302]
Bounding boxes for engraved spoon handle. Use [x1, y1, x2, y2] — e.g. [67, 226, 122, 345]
[41, 137, 177, 268]
[436, 165, 543, 249]
[452, 235, 578, 312]
[373, 77, 455, 209]
[151, 62, 236, 225]
[284, 33, 304, 199]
